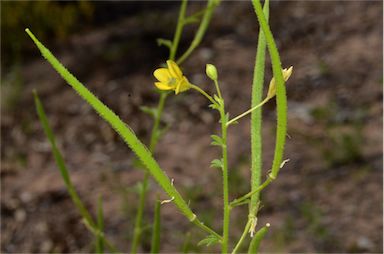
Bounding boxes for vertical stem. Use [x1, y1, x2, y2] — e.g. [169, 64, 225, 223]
[170, 0, 188, 60]
[150, 199, 161, 253]
[149, 93, 168, 151]
[176, 0, 219, 64]
[249, 0, 269, 225]
[220, 107, 230, 253]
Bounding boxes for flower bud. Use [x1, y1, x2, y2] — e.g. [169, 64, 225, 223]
[206, 64, 218, 81]
[266, 66, 293, 98]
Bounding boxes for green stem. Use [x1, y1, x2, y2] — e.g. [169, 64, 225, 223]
[214, 79, 222, 99]
[170, 0, 188, 60]
[230, 175, 274, 208]
[220, 106, 230, 253]
[252, 0, 287, 179]
[192, 218, 223, 241]
[226, 97, 269, 126]
[250, 0, 269, 223]
[149, 93, 168, 151]
[83, 219, 120, 253]
[190, 84, 217, 105]
[150, 199, 161, 253]
[96, 196, 105, 253]
[231, 219, 252, 254]
[131, 171, 148, 253]
[176, 0, 220, 64]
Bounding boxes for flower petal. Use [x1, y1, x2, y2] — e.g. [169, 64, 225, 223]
[175, 77, 190, 94]
[167, 60, 183, 79]
[175, 81, 181, 94]
[155, 82, 174, 91]
[154, 68, 172, 82]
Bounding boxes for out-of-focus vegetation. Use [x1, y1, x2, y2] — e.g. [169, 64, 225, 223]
[1, 1, 94, 68]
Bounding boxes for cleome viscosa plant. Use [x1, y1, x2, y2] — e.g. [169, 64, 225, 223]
[28, 0, 294, 253]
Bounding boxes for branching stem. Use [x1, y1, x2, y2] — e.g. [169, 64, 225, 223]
[231, 219, 252, 254]
[230, 174, 274, 208]
[227, 97, 270, 126]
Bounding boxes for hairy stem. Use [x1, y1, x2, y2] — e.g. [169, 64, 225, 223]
[220, 106, 230, 253]
[249, 0, 269, 223]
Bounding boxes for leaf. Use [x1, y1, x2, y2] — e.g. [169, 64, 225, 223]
[156, 38, 172, 49]
[208, 103, 219, 110]
[210, 135, 224, 147]
[26, 28, 197, 224]
[210, 158, 223, 169]
[34, 92, 120, 253]
[197, 234, 220, 247]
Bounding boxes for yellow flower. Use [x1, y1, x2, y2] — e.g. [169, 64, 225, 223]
[266, 66, 293, 98]
[153, 60, 191, 94]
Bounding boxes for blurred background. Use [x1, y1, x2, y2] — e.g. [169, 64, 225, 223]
[1, 1, 383, 253]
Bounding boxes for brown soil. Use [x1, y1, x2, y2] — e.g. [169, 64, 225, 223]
[1, 1, 383, 253]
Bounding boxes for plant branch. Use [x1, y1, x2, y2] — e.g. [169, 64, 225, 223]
[170, 0, 188, 60]
[230, 174, 274, 208]
[176, 0, 220, 64]
[226, 97, 270, 126]
[231, 219, 252, 254]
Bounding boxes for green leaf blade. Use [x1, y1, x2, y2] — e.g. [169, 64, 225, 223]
[210, 158, 223, 169]
[26, 28, 196, 222]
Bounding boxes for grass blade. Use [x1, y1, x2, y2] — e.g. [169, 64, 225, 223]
[33, 91, 94, 225]
[33, 92, 118, 253]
